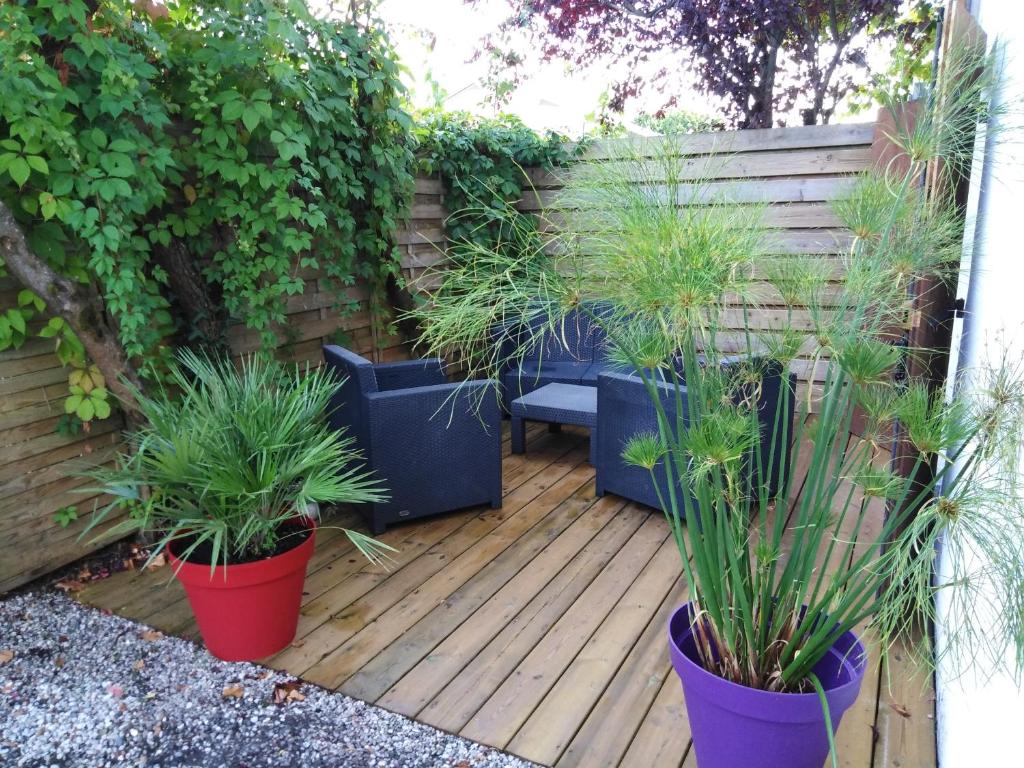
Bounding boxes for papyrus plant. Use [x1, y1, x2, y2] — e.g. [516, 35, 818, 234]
[411, 45, 1024, 715]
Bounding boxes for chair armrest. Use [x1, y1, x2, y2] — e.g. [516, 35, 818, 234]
[365, 380, 500, 443]
[372, 358, 447, 391]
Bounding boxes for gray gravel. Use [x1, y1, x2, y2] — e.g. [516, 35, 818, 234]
[0, 590, 536, 768]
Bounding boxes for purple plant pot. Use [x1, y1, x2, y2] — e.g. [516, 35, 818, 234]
[668, 603, 867, 768]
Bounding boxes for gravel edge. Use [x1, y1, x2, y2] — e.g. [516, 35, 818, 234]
[0, 590, 537, 768]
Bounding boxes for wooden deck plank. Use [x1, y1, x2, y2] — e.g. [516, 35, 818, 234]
[349, 495, 631, 704]
[302, 455, 596, 689]
[459, 514, 670, 747]
[507, 533, 685, 765]
[617, 674, 689, 768]
[555, 571, 687, 768]
[873, 637, 935, 768]
[414, 507, 650, 733]
[72, 423, 934, 768]
[377, 501, 642, 718]
[334, 476, 610, 698]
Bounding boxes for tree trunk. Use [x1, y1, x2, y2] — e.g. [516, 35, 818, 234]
[0, 201, 147, 426]
[152, 240, 228, 356]
[745, 44, 779, 129]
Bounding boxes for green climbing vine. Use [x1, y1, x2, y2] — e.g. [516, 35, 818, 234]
[413, 110, 576, 256]
[0, 0, 414, 426]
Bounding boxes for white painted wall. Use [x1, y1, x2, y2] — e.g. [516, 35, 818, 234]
[936, 1, 1024, 765]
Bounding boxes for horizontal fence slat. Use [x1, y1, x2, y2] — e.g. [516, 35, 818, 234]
[519, 176, 861, 211]
[528, 146, 871, 188]
[576, 122, 876, 160]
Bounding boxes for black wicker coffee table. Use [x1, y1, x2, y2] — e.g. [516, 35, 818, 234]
[510, 383, 598, 465]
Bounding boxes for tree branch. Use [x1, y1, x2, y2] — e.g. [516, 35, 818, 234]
[0, 201, 147, 426]
[603, 0, 678, 21]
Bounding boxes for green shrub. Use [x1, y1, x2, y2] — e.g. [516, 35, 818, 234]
[84, 350, 391, 569]
[413, 110, 574, 254]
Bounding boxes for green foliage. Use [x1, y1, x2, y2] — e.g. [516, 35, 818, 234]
[413, 110, 575, 255]
[53, 506, 79, 529]
[0, 0, 175, 380]
[634, 110, 725, 135]
[161, 1, 414, 343]
[83, 350, 392, 569]
[411, 45, 1024, 708]
[55, 414, 83, 438]
[847, 0, 940, 115]
[0, 0, 414, 421]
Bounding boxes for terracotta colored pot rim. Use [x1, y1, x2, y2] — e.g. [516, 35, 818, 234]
[167, 517, 316, 589]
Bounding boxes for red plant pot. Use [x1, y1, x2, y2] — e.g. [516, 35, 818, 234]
[167, 521, 316, 662]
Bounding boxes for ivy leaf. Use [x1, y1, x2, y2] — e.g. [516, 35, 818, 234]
[76, 397, 95, 421]
[6, 310, 26, 335]
[17, 290, 39, 309]
[93, 399, 112, 420]
[51, 175, 74, 196]
[8, 157, 30, 187]
[241, 107, 261, 133]
[40, 192, 58, 221]
[39, 317, 64, 338]
[222, 100, 245, 122]
[65, 394, 84, 415]
[26, 155, 49, 175]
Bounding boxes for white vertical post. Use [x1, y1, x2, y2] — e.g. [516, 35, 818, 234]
[936, 1, 1024, 765]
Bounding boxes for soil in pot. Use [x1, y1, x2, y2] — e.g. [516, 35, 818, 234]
[173, 521, 312, 566]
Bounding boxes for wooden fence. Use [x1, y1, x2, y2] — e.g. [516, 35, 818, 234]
[0, 119, 885, 592]
[0, 178, 448, 592]
[517, 121, 880, 405]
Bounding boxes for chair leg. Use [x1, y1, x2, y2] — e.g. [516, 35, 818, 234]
[371, 516, 386, 536]
[548, 422, 562, 433]
[511, 415, 526, 454]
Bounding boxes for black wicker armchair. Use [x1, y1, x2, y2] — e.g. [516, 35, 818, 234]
[323, 345, 502, 535]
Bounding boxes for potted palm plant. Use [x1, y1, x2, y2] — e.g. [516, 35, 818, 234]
[410, 49, 1024, 768]
[85, 350, 389, 661]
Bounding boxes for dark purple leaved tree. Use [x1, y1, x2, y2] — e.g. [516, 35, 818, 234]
[485, 1, 902, 128]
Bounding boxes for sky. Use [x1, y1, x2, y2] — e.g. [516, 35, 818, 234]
[372, 0, 720, 134]
[329, 0, 904, 135]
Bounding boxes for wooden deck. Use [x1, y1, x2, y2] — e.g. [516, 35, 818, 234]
[75, 422, 936, 768]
